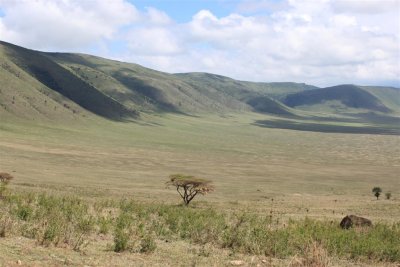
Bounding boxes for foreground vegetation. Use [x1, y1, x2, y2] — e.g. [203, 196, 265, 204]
[1, 191, 399, 265]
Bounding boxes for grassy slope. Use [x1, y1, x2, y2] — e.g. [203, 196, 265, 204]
[283, 84, 392, 113]
[175, 73, 295, 115]
[0, 44, 93, 122]
[361, 86, 400, 113]
[46, 53, 244, 114]
[0, 41, 137, 121]
[2, 40, 400, 129]
[0, 41, 308, 122]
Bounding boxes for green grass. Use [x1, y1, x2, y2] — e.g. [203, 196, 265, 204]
[1, 191, 399, 262]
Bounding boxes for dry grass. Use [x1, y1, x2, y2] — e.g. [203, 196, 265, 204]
[0, 113, 399, 266]
[1, 113, 399, 217]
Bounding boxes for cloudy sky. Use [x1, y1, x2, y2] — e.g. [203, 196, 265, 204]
[0, 0, 399, 87]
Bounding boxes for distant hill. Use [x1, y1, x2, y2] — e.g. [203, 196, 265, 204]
[175, 72, 297, 115]
[361, 86, 400, 113]
[0, 41, 398, 123]
[283, 85, 392, 113]
[0, 41, 300, 119]
[0, 41, 137, 121]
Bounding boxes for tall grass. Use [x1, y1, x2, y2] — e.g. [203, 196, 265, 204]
[1, 192, 399, 262]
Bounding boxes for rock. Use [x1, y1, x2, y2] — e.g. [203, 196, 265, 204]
[230, 260, 245, 266]
[340, 215, 372, 229]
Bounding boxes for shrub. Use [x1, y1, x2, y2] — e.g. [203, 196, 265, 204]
[372, 187, 382, 200]
[16, 204, 33, 221]
[0, 172, 13, 198]
[113, 212, 133, 252]
[98, 216, 113, 234]
[140, 234, 157, 253]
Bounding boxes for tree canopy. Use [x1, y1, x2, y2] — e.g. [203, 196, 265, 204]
[372, 187, 382, 200]
[167, 174, 214, 206]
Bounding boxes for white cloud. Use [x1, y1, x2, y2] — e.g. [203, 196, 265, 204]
[0, 0, 138, 50]
[332, 0, 399, 14]
[0, 0, 399, 86]
[189, 10, 268, 49]
[145, 7, 172, 25]
[126, 27, 182, 55]
[235, 0, 289, 14]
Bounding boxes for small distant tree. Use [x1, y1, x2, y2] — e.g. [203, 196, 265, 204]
[372, 187, 382, 200]
[385, 192, 392, 200]
[0, 172, 13, 198]
[166, 174, 214, 206]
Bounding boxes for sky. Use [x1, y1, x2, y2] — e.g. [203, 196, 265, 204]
[0, 0, 399, 87]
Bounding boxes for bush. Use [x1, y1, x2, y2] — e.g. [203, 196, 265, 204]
[0, 172, 13, 198]
[140, 234, 157, 253]
[2, 191, 399, 262]
[113, 212, 133, 252]
[98, 216, 113, 234]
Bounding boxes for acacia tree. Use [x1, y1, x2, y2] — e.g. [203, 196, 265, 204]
[0, 172, 13, 198]
[372, 187, 382, 200]
[167, 174, 214, 206]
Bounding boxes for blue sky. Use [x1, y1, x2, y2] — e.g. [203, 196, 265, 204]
[0, 0, 399, 87]
[129, 0, 235, 22]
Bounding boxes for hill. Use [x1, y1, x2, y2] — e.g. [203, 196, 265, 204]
[1, 40, 303, 119]
[283, 84, 392, 113]
[175, 72, 298, 115]
[0, 41, 137, 121]
[361, 86, 400, 113]
[1, 40, 399, 128]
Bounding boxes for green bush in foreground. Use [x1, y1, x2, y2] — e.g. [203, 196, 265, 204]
[1, 192, 399, 262]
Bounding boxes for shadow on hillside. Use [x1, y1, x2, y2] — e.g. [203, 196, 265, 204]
[253, 119, 400, 135]
[299, 112, 400, 125]
[3, 44, 139, 122]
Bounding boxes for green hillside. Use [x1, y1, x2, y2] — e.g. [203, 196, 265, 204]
[175, 72, 295, 115]
[361, 86, 400, 113]
[0, 44, 92, 122]
[283, 84, 392, 113]
[46, 53, 244, 114]
[0, 41, 137, 121]
[0, 41, 302, 119]
[1, 40, 399, 135]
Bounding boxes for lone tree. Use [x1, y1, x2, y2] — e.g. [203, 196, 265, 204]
[167, 174, 214, 206]
[385, 192, 392, 200]
[0, 172, 13, 198]
[372, 187, 382, 200]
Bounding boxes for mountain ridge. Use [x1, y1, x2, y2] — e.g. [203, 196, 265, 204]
[1, 40, 398, 122]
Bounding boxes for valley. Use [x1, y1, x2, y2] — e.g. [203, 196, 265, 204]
[0, 41, 399, 266]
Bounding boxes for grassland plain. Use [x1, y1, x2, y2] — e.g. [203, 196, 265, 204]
[1, 112, 400, 266]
